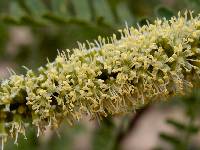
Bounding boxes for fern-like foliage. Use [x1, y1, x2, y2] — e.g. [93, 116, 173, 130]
[155, 89, 200, 150]
[1, 0, 133, 27]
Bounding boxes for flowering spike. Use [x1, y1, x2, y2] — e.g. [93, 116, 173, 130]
[0, 12, 200, 144]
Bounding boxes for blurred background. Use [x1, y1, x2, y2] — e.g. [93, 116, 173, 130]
[0, 0, 200, 149]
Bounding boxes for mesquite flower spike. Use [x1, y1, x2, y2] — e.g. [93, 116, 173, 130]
[0, 11, 200, 146]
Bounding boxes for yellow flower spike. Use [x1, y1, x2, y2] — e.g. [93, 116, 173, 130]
[0, 11, 200, 145]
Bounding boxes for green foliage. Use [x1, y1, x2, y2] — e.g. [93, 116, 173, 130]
[5, 128, 39, 150]
[4, 123, 86, 150]
[155, 6, 175, 19]
[0, 23, 8, 57]
[0, 0, 133, 27]
[92, 118, 117, 150]
[156, 89, 200, 150]
[0, 0, 124, 70]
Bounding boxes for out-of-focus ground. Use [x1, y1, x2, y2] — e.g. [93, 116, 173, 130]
[120, 105, 200, 150]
